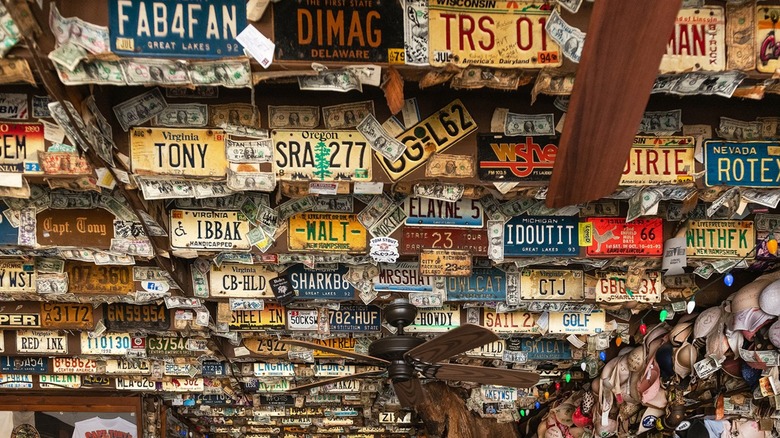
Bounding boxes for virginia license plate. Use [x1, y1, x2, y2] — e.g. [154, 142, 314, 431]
[131, 128, 227, 176]
[273, 130, 372, 181]
[595, 270, 664, 303]
[686, 220, 754, 258]
[80, 332, 132, 355]
[704, 141, 780, 187]
[288, 213, 367, 252]
[16, 330, 68, 354]
[170, 209, 251, 250]
[402, 197, 484, 228]
[209, 263, 275, 298]
[620, 136, 695, 185]
[519, 269, 584, 300]
[328, 305, 380, 332]
[583, 217, 664, 256]
[504, 216, 579, 256]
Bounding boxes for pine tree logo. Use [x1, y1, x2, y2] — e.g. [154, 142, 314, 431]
[312, 140, 332, 180]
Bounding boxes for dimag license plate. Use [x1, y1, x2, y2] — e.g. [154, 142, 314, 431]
[378, 100, 476, 181]
[520, 269, 584, 300]
[328, 305, 380, 332]
[273, 130, 372, 181]
[428, 2, 561, 68]
[584, 217, 664, 257]
[170, 209, 251, 250]
[620, 136, 695, 186]
[686, 220, 754, 258]
[661, 7, 725, 72]
[288, 213, 367, 252]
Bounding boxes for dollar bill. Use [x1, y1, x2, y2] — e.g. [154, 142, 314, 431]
[653, 71, 746, 98]
[579, 200, 619, 217]
[193, 181, 234, 199]
[277, 196, 314, 222]
[166, 86, 218, 99]
[504, 113, 555, 136]
[225, 136, 273, 163]
[312, 195, 353, 213]
[48, 100, 90, 150]
[558, 0, 584, 13]
[122, 58, 190, 85]
[488, 220, 504, 262]
[247, 226, 273, 253]
[112, 88, 168, 131]
[626, 187, 661, 223]
[638, 109, 682, 135]
[357, 194, 394, 229]
[36, 257, 65, 274]
[188, 59, 251, 88]
[93, 251, 135, 265]
[18, 207, 35, 247]
[152, 104, 208, 127]
[409, 292, 443, 308]
[425, 154, 475, 178]
[219, 124, 269, 139]
[39, 152, 92, 175]
[499, 196, 538, 218]
[48, 42, 86, 72]
[110, 238, 154, 257]
[55, 59, 126, 86]
[99, 194, 136, 221]
[37, 273, 68, 294]
[322, 101, 374, 129]
[356, 114, 406, 162]
[298, 70, 362, 93]
[50, 190, 96, 209]
[693, 357, 721, 379]
[268, 105, 319, 129]
[718, 117, 762, 140]
[413, 182, 464, 202]
[0, 180, 30, 200]
[49, 4, 108, 54]
[757, 117, 780, 140]
[451, 67, 528, 91]
[135, 176, 195, 200]
[59, 249, 95, 262]
[368, 204, 407, 237]
[226, 168, 276, 192]
[546, 10, 585, 63]
[402, 0, 429, 65]
[741, 189, 780, 209]
[480, 194, 509, 222]
[726, 2, 756, 71]
[210, 104, 258, 128]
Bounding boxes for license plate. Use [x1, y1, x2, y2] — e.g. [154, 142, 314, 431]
[504, 216, 579, 256]
[403, 197, 484, 228]
[0, 123, 45, 164]
[662, 7, 725, 72]
[105, 303, 169, 331]
[38, 209, 116, 248]
[481, 386, 517, 402]
[255, 380, 291, 393]
[228, 303, 286, 331]
[82, 376, 111, 387]
[272, 130, 372, 181]
[170, 209, 251, 250]
[704, 141, 780, 187]
[115, 377, 156, 391]
[65, 262, 134, 295]
[401, 227, 488, 256]
[379, 411, 412, 424]
[686, 220, 754, 258]
[202, 361, 226, 376]
[105, 359, 151, 375]
[375, 262, 432, 292]
[328, 305, 380, 332]
[420, 249, 472, 277]
[209, 263, 275, 298]
[147, 336, 191, 356]
[254, 363, 296, 377]
[16, 330, 68, 354]
[0, 259, 35, 293]
[286, 309, 319, 331]
[0, 356, 47, 373]
[465, 340, 505, 358]
[41, 303, 94, 330]
[52, 357, 97, 374]
[314, 364, 355, 377]
[378, 100, 477, 181]
[477, 134, 557, 181]
[164, 363, 197, 376]
[620, 136, 695, 185]
[325, 379, 360, 393]
[80, 332, 132, 355]
[526, 302, 595, 313]
[520, 269, 584, 300]
[516, 338, 572, 360]
[0, 309, 39, 328]
[481, 309, 538, 334]
[583, 217, 664, 257]
[162, 378, 204, 392]
[595, 270, 664, 303]
[548, 311, 605, 334]
[243, 337, 291, 357]
[406, 305, 461, 333]
[39, 374, 81, 389]
[130, 128, 227, 177]
[286, 264, 355, 300]
[445, 267, 506, 302]
[0, 374, 32, 389]
[197, 394, 233, 406]
[288, 213, 367, 252]
[758, 7, 780, 73]
[428, 2, 561, 68]
[310, 337, 357, 358]
[306, 394, 342, 405]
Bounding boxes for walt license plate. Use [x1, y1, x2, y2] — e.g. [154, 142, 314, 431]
[285, 264, 355, 300]
[66, 262, 134, 295]
[704, 141, 780, 187]
[519, 269, 584, 300]
[209, 263, 275, 298]
[686, 220, 754, 258]
[228, 303, 287, 331]
[595, 270, 664, 303]
[378, 100, 476, 181]
[288, 213, 367, 252]
[16, 330, 68, 354]
[0, 259, 35, 293]
[661, 7, 725, 73]
[52, 357, 97, 374]
[477, 134, 557, 181]
[375, 262, 432, 292]
[504, 216, 579, 256]
[170, 209, 251, 250]
[80, 332, 132, 355]
[328, 305, 381, 332]
[548, 311, 606, 334]
[130, 128, 227, 177]
[403, 197, 484, 228]
[445, 267, 505, 301]
[428, 2, 561, 68]
[481, 309, 537, 334]
[0, 356, 47, 373]
[105, 303, 169, 331]
[273, 130, 372, 181]
[406, 305, 461, 333]
[620, 136, 695, 185]
[584, 217, 664, 257]
[41, 303, 94, 330]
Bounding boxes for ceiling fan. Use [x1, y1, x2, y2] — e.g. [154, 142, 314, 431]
[279, 299, 540, 408]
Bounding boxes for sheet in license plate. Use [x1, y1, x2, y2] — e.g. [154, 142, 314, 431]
[288, 213, 367, 252]
[226, 303, 287, 331]
[428, 3, 561, 68]
[377, 100, 477, 181]
[660, 7, 725, 73]
[519, 269, 583, 300]
[272, 130, 372, 181]
[80, 332, 132, 355]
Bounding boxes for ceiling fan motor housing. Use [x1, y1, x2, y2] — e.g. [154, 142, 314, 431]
[383, 299, 419, 329]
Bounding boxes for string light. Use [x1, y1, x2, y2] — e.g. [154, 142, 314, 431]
[565, 372, 571, 383]
[639, 323, 647, 335]
[599, 351, 607, 361]
[615, 336, 622, 347]
[768, 236, 778, 255]
[723, 273, 734, 287]
[580, 362, 587, 371]
[535, 401, 541, 409]
[659, 309, 669, 322]
[686, 300, 696, 314]
[555, 382, 561, 391]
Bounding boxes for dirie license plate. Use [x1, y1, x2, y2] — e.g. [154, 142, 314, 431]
[620, 136, 695, 185]
[272, 130, 372, 181]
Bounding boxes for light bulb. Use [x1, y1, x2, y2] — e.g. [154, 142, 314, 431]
[535, 401, 541, 409]
[615, 337, 622, 346]
[686, 300, 696, 314]
[724, 273, 734, 287]
[639, 323, 647, 335]
[580, 362, 587, 371]
[565, 373, 571, 383]
[768, 238, 778, 255]
[659, 309, 668, 322]
[599, 351, 607, 361]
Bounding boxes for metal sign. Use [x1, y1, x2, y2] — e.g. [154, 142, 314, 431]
[0, 259, 34, 293]
[273, 0, 404, 63]
[131, 128, 227, 176]
[620, 136, 696, 185]
[243, 337, 291, 357]
[0, 206, 19, 245]
[105, 303, 169, 331]
[0, 374, 32, 389]
[378, 100, 477, 181]
[517, 338, 572, 360]
[504, 216, 579, 256]
[379, 411, 412, 424]
[105, 359, 151, 375]
[314, 364, 355, 377]
[482, 309, 538, 334]
[286, 309, 318, 331]
[420, 250, 472, 277]
[704, 141, 780, 187]
[115, 377, 156, 391]
[477, 134, 557, 181]
[82, 376, 111, 387]
[375, 262, 432, 292]
[170, 209, 251, 250]
[482, 386, 518, 402]
[37, 209, 115, 248]
[406, 305, 461, 333]
[254, 363, 296, 377]
[584, 217, 664, 257]
[147, 336, 194, 357]
[428, 2, 561, 68]
[286, 264, 355, 300]
[108, 0, 246, 58]
[310, 337, 357, 358]
[162, 378, 204, 392]
[228, 303, 287, 331]
[272, 130, 372, 181]
[41, 303, 94, 330]
[209, 263, 275, 298]
[0, 123, 45, 164]
[66, 262, 134, 295]
[0, 357, 47, 374]
[401, 226, 488, 256]
[254, 380, 291, 393]
[466, 340, 505, 358]
[324, 379, 360, 393]
[758, 7, 780, 73]
[595, 271, 664, 303]
[686, 220, 754, 258]
[16, 330, 68, 354]
[548, 311, 605, 334]
[80, 332, 132, 355]
[0, 311, 39, 328]
[445, 267, 506, 302]
[520, 269, 584, 301]
[661, 7, 725, 72]
[403, 197, 484, 228]
[328, 305, 380, 332]
[288, 213, 367, 252]
[52, 357, 97, 374]
[202, 361, 226, 376]
[39, 374, 81, 389]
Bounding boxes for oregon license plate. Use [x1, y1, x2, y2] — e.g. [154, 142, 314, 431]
[272, 130, 372, 181]
[519, 269, 584, 300]
[288, 213, 367, 252]
[170, 209, 251, 250]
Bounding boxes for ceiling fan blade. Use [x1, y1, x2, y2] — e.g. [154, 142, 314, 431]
[405, 324, 498, 364]
[392, 378, 423, 409]
[286, 370, 385, 393]
[279, 339, 389, 365]
[423, 363, 539, 388]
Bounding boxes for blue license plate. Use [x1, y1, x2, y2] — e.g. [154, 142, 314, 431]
[201, 361, 225, 376]
[0, 356, 48, 374]
[445, 267, 506, 301]
[705, 141, 780, 187]
[328, 305, 381, 332]
[286, 264, 355, 300]
[512, 338, 572, 360]
[504, 216, 580, 256]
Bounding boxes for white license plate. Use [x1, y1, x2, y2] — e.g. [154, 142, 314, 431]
[80, 332, 132, 355]
[16, 330, 68, 354]
[169, 209, 251, 250]
[254, 363, 296, 377]
[52, 357, 97, 374]
[661, 7, 725, 72]
[39, 374, 81, 389]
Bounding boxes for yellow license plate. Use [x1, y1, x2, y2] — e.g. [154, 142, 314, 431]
[229, 304, 287, 331]
[685, 220, 754, 258]
[130, 128, 227, 177]
[520, 269, 584, 300]
[620, 136, 696, 186]
[41, 303, 94, 329]
[288, 213, 367, 252]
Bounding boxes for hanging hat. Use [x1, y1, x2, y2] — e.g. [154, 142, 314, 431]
[732, 278, 774, 314]
[768, 319, 780, 348]
[669, 321, 694, 347]
[673, 342, 697, 378]
[759, 279, 780, 315]
[637, 407, 665, 434]
[694, 306, 722, 339]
